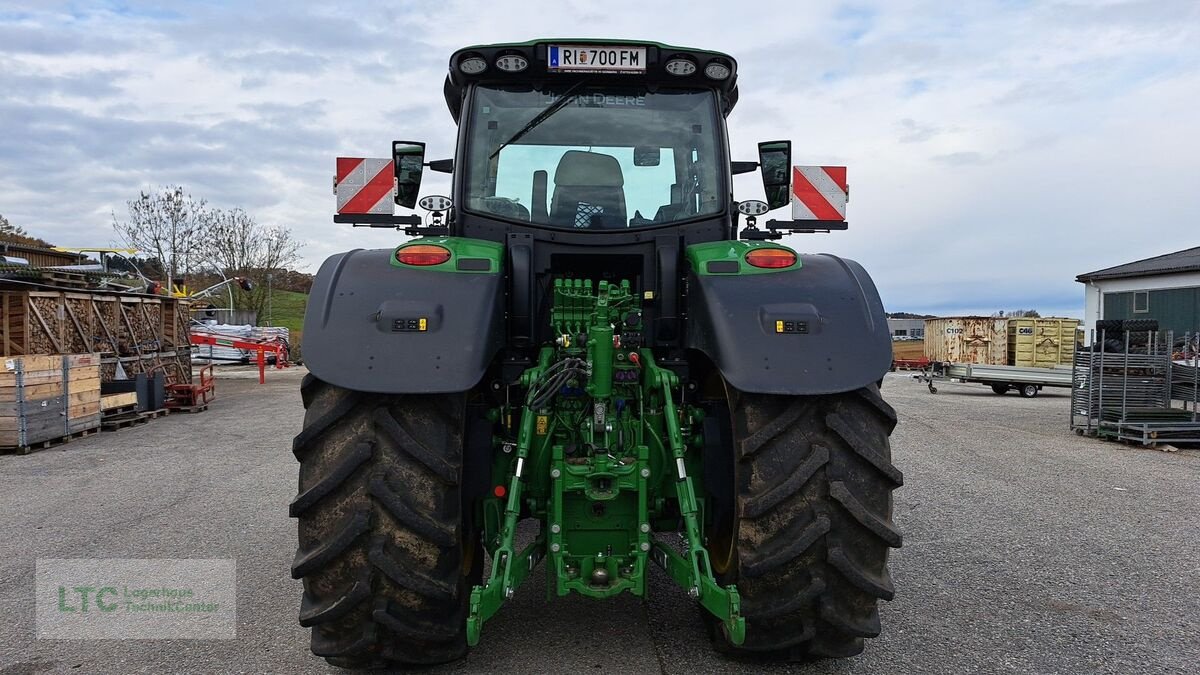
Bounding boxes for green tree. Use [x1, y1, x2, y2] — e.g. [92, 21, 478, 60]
[0, 213, 20, 237]
[0, 214, 53, 247]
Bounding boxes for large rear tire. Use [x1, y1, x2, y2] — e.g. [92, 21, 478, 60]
[711, 385, 902, 660]
[290, 374, 479, 668]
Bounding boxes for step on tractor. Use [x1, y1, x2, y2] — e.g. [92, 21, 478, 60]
[292, 39, 902, 667]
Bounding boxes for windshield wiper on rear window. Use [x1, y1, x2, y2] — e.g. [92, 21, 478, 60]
[489, 80, 589, 159]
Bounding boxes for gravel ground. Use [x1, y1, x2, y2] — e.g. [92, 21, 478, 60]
[1, 369, 1197, 674]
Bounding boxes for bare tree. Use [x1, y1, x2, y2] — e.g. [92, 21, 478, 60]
[112, 186, 211, 285]
[204, 208, 301, 319]
[205, 208, 258, 273]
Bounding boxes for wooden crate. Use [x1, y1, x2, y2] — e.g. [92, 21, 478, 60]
[1, 353, 102, 451]
[1, 355, 66, 448]
[102, 392, 139, 411]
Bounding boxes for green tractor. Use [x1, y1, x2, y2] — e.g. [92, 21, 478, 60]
[292, 39, 901, 667]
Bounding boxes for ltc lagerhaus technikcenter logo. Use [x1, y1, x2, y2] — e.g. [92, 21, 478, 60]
[36, 559, 236, 639]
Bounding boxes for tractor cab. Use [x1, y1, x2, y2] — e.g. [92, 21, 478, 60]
[443, 42, 737, 236]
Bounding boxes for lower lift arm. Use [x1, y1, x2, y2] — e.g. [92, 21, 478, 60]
[645, 352, 745, 645]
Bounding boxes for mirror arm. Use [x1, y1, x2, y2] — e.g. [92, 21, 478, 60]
[334, 212, 450, 237]
[731, 161, 758, 175]
[427, 159, 454, 173]
[334, 214, 421, 227]
[737, 214, 782, 241]
[766, 219, 848, 234]
[738, 226, 782, 241]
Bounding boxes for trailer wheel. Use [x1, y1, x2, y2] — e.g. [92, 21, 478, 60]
[291, 375, 480, 668]
[709, 384, 902, 659]
[1018, 384, 1039, 398]
[990, 383, 1009, 395]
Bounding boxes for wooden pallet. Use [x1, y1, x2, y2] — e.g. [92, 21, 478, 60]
[100, 408, 169, 431]
[40, 271, 92, 289]
[1, 427, 99, 455]
[167, 403, 208, 414]
[102, 403, 138, 418]
[101, 413, 148, 431]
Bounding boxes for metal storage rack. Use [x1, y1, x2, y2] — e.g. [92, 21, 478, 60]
[1071, 329, 1200, 445]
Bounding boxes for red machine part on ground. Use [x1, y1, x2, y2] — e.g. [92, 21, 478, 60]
[167, 363, 215, 411]
[189, 331, 290, 384]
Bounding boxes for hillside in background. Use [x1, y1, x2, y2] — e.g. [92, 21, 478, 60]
[263, 289, 307, 334]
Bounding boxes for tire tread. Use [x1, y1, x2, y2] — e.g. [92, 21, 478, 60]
[291, 378, 470, 667]
[715, 384, 900, 660]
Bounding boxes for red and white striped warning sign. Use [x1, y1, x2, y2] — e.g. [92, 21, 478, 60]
[791, 166, 847, 221]
[335, 158, 395, 215]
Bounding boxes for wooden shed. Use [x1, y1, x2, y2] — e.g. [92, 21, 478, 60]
[0, 243, 87, 268]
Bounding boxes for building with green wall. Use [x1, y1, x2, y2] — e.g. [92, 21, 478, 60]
[1077, 247, 1200, 341]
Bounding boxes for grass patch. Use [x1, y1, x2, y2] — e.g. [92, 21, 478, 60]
[261, 289, 308, 334]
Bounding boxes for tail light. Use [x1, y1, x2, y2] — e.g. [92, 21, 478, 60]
[396, 244, 451, 266]
[745, 248, 797, 269]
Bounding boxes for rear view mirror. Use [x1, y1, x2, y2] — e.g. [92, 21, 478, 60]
[757, 140, 792, 210]
[392, 141, 426, 208]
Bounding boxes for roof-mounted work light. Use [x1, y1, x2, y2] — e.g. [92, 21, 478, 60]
[458, 55, 488, 75]
[664, 58, 696, 76]
[704, 61, 732, 80]
[495, 54, 529, 72]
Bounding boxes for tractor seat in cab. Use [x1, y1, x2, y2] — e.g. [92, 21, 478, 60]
[550, 150, 626, 229]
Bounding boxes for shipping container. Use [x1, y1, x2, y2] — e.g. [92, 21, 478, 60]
[1007, 317, 1081, 368]
[923, 317, 1008, 365]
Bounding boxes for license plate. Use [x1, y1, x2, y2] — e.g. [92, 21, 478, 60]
[548, 45, 646, 73]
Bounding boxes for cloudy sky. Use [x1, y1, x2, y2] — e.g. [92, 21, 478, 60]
[1, 0, 1197, 316]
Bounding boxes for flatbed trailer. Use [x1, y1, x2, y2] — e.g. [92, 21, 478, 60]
[916, 362, 1073, 397]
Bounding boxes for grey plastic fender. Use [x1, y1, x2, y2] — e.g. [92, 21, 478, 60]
[302, 249, 504, 394]
[686, 253, 892, 395]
